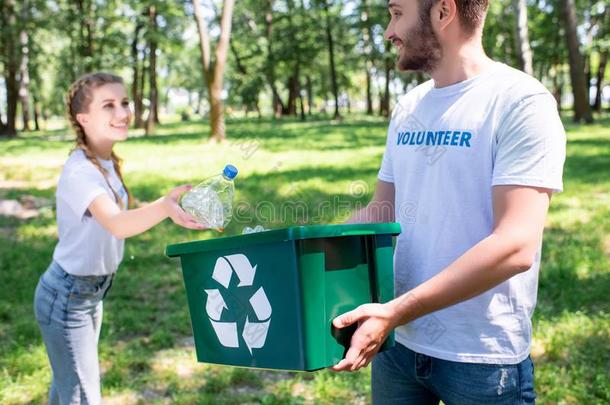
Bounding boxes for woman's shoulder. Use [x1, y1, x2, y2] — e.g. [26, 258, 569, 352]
[60, 149, 104, 181]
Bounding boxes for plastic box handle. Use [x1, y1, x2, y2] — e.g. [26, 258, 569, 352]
[340, 230, 375, 236]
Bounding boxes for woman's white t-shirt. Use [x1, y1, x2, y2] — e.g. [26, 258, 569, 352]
[53, 149, 128, 276]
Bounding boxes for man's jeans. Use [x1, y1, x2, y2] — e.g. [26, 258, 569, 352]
[34, 261, 114, 405]
[372, 342, 536, 405]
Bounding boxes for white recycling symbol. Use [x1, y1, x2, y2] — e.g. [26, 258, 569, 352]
[204, 254, 272, 354]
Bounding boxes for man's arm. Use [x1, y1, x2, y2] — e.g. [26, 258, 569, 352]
[346, 179, 395, 224]
[331, 184, 552, 371]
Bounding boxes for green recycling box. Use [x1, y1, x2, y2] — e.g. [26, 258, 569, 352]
[166, 222, 401, 371]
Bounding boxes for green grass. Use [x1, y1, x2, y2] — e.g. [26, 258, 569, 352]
[1, 114, 608, 404]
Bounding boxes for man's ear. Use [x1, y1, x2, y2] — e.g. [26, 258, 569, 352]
[76, 113, 88, 127]
[432, 0, 457, 31]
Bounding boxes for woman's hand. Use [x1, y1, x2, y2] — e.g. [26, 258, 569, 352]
[163, 185, 207, 230]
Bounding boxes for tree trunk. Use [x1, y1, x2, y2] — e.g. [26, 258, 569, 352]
[286, 75, 299, 116]
[209, 0, 235, 141]
[32, 92, 40, 131]
[365, 62, 374, 115]
[146, 5, 158, 135]
[512, 0, 533, 75]
[196, 91, 203, 115]
[18, 28, 31, 131]
[193, 0, 212, 94]
[322, 0, 340, 119]
[149, 9, 161, 125]
[559, 0, 593, 123]
[131, 21, 143, 128]
[284, 0, 301, 117]
[380, 57, 392, 117]
[362, 0, 375, 115]
[75, 0, 95, 70]
[552, 65, 563, 110]
[193, 0, 235, 141]
[263, 0, 285, 118]
[305, 75, 313, 115]
[137, 51, 147, 128]
[4, 68, 19, 137]
[593, 51, 607, 112]
[585, 52, 591, 106]
[1, 0, 20, 136]
[298, 83, 306, 121]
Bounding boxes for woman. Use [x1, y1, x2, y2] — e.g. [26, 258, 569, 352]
[34, 72, 205, 405]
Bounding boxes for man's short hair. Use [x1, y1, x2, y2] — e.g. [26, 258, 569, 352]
[422, 0, 489, 33]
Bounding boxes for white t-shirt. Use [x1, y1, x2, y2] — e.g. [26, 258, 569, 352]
[378, 62, 566, 364]
[53, 149, 128, 276]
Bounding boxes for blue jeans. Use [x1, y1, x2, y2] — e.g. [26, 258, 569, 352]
[372, 343, 536, 405]
[34, 261, 114, 405]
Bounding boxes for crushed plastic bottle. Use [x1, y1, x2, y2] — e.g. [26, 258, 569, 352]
[180, 164, 238, 231]
[242, 225, 266, 234]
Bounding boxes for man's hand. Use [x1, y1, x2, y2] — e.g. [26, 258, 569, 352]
[330, 302, 399, 372]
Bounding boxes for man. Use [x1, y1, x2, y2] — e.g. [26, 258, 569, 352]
[331, 1, 566, 404]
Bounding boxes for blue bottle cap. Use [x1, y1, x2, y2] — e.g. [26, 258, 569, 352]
[223, 164, 238, 180]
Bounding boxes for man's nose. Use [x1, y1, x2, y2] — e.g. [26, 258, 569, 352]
[384, 24, 393, 41]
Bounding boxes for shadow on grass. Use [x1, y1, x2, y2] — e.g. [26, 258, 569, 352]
[538, 211, 610, 319]
[1, 115, 608, 404]
[130, 164, 380, 230]
[125, 117, 388, 152]
[563, 153, 610, 186]
[0, 213, 57, 353]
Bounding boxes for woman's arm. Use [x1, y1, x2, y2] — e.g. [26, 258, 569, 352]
[88, 184, 206, 239]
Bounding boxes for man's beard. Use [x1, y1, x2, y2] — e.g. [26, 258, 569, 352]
[396, 12, 442, 73]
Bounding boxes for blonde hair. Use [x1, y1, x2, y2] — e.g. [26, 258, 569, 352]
[66, 72, 132, 209]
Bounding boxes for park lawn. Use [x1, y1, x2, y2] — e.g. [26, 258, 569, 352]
[0, 115, 608, 404]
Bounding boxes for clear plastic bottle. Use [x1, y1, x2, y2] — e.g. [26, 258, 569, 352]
[180, 164, 238, 231]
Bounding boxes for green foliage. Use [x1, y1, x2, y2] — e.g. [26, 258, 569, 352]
[2, 0, 609, 134]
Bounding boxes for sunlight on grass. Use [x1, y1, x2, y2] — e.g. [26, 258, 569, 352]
[1, 115, 608, 404]
[533, 311, 610, 404]
[0, 344, 50, 405]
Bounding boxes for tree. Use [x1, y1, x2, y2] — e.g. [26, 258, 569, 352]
[0, 0, 22, 136]
[593, 50, 607, 112]
[192, 0, 235, 141]
[145, 4, 159, 135]
[559, 0, 593, 122]
[18, 23, 32, 131]
[590, 1, 608, 112]
[512, 0, 533, 75]
[360, 0, 376, 115]
[320, 0, 340, 119]
[131, 18, 145, 128]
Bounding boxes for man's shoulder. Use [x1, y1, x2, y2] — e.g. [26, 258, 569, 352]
[492, 63, 553, 103]
[392, 80, 434, 120]
[396, 80, 434, 106]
